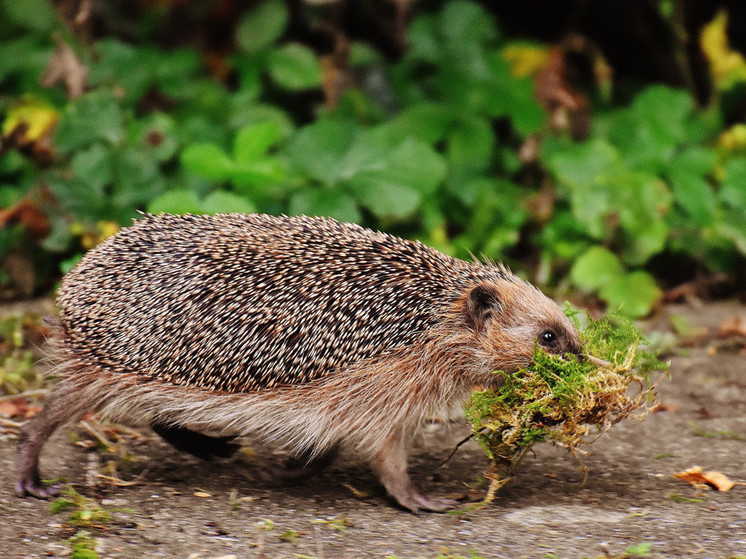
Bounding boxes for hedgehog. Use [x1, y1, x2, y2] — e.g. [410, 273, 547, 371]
[17, 213, 581, 513]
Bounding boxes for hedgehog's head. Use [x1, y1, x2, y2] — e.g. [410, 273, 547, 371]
[463, 279, 581, 381]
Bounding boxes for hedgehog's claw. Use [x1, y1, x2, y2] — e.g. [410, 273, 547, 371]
[409, 494, 459, 514]
[16, 475, 59, 499]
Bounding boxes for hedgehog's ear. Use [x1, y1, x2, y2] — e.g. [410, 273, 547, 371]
[466, 282, 502, 332]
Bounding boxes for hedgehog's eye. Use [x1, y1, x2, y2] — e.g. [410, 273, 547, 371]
[540, 330, 558, 346]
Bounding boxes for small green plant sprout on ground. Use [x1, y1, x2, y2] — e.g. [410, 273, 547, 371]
[50, 487, 113, 528]
[66, 530, 99, 559]
[464, 308, 668, 503]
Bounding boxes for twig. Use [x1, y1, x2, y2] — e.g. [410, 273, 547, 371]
[439, 431, 478, 467]
[95, 468, 150, 487]
[79, 420, 115, 450]
[0, 389, 49, 401]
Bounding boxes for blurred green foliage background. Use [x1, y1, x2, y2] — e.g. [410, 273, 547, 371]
[1, 0, 745, 317]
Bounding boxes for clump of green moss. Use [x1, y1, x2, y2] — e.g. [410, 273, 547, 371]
[464, 309, 668, 503]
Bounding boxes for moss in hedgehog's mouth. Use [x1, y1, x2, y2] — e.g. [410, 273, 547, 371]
[463, 310, 669, 504]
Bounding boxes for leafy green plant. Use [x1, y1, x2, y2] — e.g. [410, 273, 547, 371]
[283, 118, 446, 222]
[234, 0, 321, 93]
[542, 84, 745, 316]
[149, 121, 286, 214]
[0, 0, 745, 309]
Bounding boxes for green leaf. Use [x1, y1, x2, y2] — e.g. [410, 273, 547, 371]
[387, 103, 455, 144]
[284, 119, 358, 183]
[540, 212, 591, 262]
[0, 36, 51, 83]
[347, 180, 421, 219]
[622, 218, 670, 266]
[608, 172, 672, 265]
[570, 247, 624, 292]
[331, 126, 401, 181]
[231, 55, 263, 101]
[349, 42, 384, 67]
[382, 138, 447, 195]
[229, 158, 285, 188]
[228, 101, 295, 140]
[181, 144, 233, 181]
[0, 0, 57, 32]
[438, 0, 499, 44]
[667, 146, 715, 177]
[486, 55, 545, 135]
[235, 0, 288, 53]
[113, 149, 165, 208]
[266, 43, 322, 91]
[406, 14, 439, 63]
[666, 147, 716, 225]
[152, 48, 201, 98]
[201, 191, 256, 214]
[607, 86, 695, 173]
[147, 190, 202, 215]
[718, 216, 746, 256]
[70, 144, 112, 194]
[630, 85, 693, 145]
[289, 189, 361, 223]
[328, 128, 445, 219]
[447, 114, 495, 174]
[721, 157, 746, 208]
[233, 121, 282, 163]
[547, 138, 619, 192]
[447, 176, 492, 207]
[54, 91, 124, 153]
[599, 271, 661, 318]
[547, 139, 620, 239]
[88, 39, 145, 100]
[127, 113, 178, 163]
[624, 542, 652, 557]
[669, 174, 715, 226]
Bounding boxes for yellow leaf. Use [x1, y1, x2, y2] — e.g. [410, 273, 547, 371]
[1, 95, 59, 143]
[502, 43, 549, 78]
[718, 123, 746, 152]
[700, 10, 746, 88]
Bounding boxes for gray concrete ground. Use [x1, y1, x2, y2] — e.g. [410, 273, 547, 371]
[0, 300, 744, 559]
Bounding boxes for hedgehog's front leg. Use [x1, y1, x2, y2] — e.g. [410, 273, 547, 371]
[371, 432, 457, 514]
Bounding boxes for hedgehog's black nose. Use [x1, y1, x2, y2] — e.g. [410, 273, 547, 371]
[566, 338, 583, 358]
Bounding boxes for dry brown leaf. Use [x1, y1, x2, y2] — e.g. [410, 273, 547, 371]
[0, 398, 28, 418]
[41, 33, 88, 99]
[0, 199, 50, 239]
[673, 466, 736, 491]
[718, 315, 746, 338]
[651, 402, 678, 414]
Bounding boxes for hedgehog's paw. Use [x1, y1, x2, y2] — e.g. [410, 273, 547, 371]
[16, 474, 59, 499]
[400, 493, 458, 514]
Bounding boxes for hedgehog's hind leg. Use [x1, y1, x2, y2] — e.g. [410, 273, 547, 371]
[150, 421, 241, 460]
[280, 445, 338, 481]
[16, 379, 94, 498]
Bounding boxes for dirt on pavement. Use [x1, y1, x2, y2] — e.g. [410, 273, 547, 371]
[0, 300, 744, 559]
